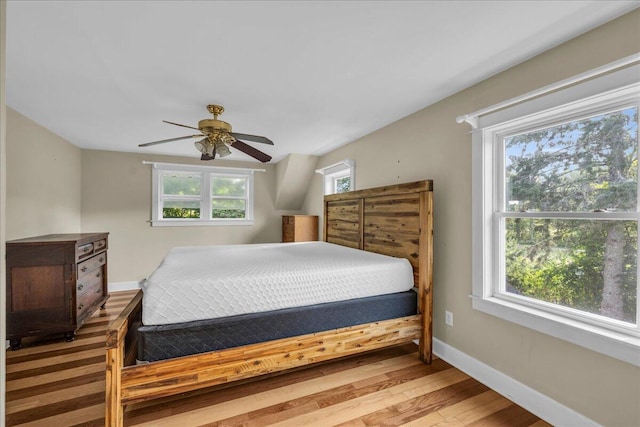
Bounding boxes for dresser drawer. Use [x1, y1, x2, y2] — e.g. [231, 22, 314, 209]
[76, 267, 104, 294]
[77, 242, 94, 260]
[76, 237, 107, 262]
[94, 238, 107, 252]
[78, 253, 106, 278]
[77, 276, 103, 315]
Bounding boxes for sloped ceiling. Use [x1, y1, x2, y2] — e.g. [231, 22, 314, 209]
[275, 154, 319, 210]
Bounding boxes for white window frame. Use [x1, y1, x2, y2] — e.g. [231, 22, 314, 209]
[149, 162, 257, 226]
[315, 159, 355, 195]
[470, 63, 640, 366]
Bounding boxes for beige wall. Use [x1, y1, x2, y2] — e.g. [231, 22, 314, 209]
[6, 108, 82, 239]
[303, 10, 640, 427]
[80, 150, 283, 283]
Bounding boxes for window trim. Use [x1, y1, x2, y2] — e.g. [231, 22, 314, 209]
[315, 159, 355, 195]
[470, 63, 640, 366]
[149, 162, 258, 227]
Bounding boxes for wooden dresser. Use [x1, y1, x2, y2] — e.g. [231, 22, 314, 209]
[282, 215, 319, 242]
[6, 233, 109, 349]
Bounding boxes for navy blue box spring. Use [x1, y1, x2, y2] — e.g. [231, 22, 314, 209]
[137, 290, 417, 362]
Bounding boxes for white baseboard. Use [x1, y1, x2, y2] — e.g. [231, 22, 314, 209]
[108, 281, 142, 293]
[432, 338, 599, 427]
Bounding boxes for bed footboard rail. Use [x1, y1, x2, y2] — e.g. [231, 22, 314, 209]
[105, 290, 142, 427]
[121, 314, 421, 405]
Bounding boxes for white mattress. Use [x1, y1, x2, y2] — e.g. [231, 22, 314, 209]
[141, 241, 414, 325]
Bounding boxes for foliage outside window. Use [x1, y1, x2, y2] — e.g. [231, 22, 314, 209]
[471, 64, 639, 366]
[503, 107, 637, 324]
[334, 175, 351, 194]
[151, 163, 255, 226]
[162, 171, 202, 218]
[211, 175, 247, 219]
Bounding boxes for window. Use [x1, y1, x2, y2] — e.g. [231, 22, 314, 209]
[334, 174, 351, 194]
[150, 162, 255, 226]
[470, 62, 640, 366]
[316, 159, 355, 195]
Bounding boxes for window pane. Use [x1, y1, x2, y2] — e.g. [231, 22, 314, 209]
[335, 176, 351, 193]
[505, 107, 638, 212]
[163, 172, 201, 196]
[162, 201, 201, 218]
[505, 218, 637, 324]
[212, 176, 246, 197]
[211, 199, 246, 218]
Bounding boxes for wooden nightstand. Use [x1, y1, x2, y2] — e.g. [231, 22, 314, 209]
[282, 215, 319, 242]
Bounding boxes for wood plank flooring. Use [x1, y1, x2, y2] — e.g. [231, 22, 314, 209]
[5, 290, 552, 427]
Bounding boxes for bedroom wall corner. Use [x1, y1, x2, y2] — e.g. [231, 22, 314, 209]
[274, 153, 319, 211]
[80, 149, 282, 283]
[5, 108, 82, 240]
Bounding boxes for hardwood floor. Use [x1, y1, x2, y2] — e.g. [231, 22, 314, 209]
[5, 291, 552, 427]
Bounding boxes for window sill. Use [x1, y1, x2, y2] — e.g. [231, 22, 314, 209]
[151, 219, 254, 227]
[471, 295, 640, 367]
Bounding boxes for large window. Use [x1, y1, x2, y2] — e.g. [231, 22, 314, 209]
[502, 108, 637, 324]
[470, 63, 639, 365]
[150, 163, 255, 226]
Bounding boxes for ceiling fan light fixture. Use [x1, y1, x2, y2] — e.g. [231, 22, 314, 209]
[215, 140, 232, 157]
[194, 139, 207, 153]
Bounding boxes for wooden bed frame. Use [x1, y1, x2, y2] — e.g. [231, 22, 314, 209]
[105, 180, 433, 426]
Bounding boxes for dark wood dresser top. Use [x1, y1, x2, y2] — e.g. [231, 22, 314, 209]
[7, 232, 109, 245]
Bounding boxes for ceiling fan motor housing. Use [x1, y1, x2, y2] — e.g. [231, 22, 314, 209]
[200, 104, 231, 134]
[198, 118, 232, 134]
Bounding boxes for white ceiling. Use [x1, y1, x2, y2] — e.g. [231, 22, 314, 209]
[6, 1, 638, 163]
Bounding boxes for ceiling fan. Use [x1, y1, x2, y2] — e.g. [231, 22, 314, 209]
[139, 104, 273, 162]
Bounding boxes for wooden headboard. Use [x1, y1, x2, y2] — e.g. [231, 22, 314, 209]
[323, 180, 433, 315]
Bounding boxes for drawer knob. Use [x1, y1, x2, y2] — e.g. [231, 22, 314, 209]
[96, 272, 101, 278]
[81, 266, 88, 273]
[77, 284, 84, 291]
[99, 257, 104, 262]
[78, 304, 84, 310]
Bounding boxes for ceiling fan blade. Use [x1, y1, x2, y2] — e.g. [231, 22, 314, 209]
[232, 140, 272, 163]
[230, 132, 274, 145]
[163, 120, 201, 131]
[138, 134, 203, 147]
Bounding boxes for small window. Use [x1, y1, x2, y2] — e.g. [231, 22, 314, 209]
[316, 160, 355, 195]
[151, 163, 255, 226]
